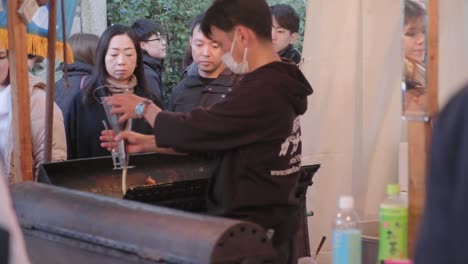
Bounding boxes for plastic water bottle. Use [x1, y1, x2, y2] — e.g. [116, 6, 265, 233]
[332, 196, 362, 264]
[378, 184, 408, 262]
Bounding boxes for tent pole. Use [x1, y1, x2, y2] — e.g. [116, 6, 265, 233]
[408, 0, 439, 257]
[6, 0, 33, 182]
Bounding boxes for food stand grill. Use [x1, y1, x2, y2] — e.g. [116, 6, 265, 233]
[11, 182, 276, 264]
[26, 153, 320, 262]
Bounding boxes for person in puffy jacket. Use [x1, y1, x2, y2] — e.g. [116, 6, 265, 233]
[0, 48, 67, 183]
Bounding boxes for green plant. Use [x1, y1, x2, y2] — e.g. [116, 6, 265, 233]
[107, 0, 307, 99]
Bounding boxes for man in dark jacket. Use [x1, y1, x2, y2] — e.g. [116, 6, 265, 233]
[270, 4, 302, 64]
[131, 19, 166, 107]
[104, 1, 313, 262]
[414, 85, 468, 264]
[169, 15, 240, 112]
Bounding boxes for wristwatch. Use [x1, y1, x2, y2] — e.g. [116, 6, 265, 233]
[135, 99, 151, 119]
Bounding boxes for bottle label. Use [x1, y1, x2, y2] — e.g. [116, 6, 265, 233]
[378, 206, 408, 261]
[332, 229, 362, 264]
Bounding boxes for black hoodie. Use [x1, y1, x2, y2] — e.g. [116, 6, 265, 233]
[154, 61, 313, 255]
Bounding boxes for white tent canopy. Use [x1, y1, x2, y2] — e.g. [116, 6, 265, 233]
[300, 0, 468, 262]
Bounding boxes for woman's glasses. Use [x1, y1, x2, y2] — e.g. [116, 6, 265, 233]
[146, 37, 166, 44]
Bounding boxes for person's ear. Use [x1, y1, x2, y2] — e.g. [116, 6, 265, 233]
[189, 36, 193, 46]
[236, 26, 251, 47]
[140, 42, 147, 51]
[289, 32, 299, 44]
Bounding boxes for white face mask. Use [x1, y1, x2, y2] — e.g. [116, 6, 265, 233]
[222, 33, 249, 74]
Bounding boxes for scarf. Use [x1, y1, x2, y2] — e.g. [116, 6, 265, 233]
[105, 75, 138, 94]
[103, 76, 137, 133]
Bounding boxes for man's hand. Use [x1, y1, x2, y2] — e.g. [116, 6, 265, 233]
[100, 130, 156, 154]
[104, 94, 161, 127]
[105, 94, 144, 122]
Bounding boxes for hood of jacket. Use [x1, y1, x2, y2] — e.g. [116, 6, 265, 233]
[246, 60, 313, 115]
[61, 61, 94, 78]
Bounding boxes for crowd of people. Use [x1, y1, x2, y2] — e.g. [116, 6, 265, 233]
[6, 0, 457, 263]
[11, 2, 303, 163]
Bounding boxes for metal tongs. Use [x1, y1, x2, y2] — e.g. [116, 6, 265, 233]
[95, 85, 134, 170]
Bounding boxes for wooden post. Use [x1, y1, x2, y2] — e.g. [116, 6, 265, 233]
[408, 0, 439, 257]
[407, 122, 430, 256]
[7, 0, 33, 182]
[43, 0, 57, 162]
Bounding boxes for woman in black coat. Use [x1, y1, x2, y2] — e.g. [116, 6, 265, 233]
[65, 25, 159, 159]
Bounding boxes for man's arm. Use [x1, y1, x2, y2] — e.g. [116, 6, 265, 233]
[143, 103, 161, 129]
[104, 94, 162, 129]
[100, 130, 183, 155]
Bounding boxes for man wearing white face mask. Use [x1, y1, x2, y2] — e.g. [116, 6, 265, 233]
[102, 1, 313, 263]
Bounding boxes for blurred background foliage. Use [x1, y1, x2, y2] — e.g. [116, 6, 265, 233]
[107, 0, 307, 98]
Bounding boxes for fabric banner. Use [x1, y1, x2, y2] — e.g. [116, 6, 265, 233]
[0, 0, 77, 61]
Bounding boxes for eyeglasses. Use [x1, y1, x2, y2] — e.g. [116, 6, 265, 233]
[146, 38, 166, 44]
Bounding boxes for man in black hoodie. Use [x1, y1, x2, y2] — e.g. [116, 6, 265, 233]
[103, 0, 313, 262]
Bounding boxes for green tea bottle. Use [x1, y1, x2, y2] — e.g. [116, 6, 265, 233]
[378, 184, 408, 263]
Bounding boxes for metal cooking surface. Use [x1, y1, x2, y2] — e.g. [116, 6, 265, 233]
[39, 153, 218, 198]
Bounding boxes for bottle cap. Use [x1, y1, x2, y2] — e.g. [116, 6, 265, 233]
[338, 196, 354, 209]
[387, 184, 400, 195]
[384, 260, 413, 264]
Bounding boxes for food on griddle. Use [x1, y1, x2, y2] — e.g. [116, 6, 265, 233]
[145, 176, 157, 185]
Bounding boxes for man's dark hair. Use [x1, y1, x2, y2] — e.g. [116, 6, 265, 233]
[404, 0, 426, 26]
[200, 0, 272, 41]
[182, 14, 205, 69]
[131, 19, 165, 42]
[190, 14, 204, 37]
[270, 4, 300, 33]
